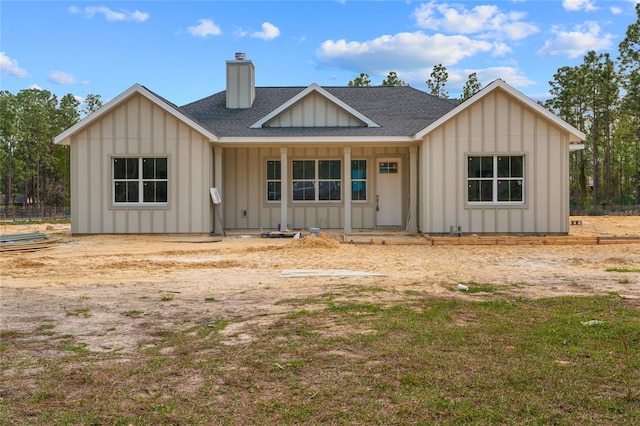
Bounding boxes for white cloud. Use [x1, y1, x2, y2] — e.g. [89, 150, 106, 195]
[48, 70, 88, 85]
[0, 52, 28, 78]
[562, 0, 598, 12]
[234, 27, 249, 38]
[317, 32, 493, 72]
[413, 1, 538, 40]
[492, 42, 512, 56]
[251, 22, 281, 41]
[70, 6, 149, 22]
[130, 10, 150, 22]
[368, 65, 534, 93]
[471, 67, 535, 88]
[611, 6, 623, 14]
[188, 19, 222, 37]
[537, 22, 613, 58]
[426, 66, 533, 88]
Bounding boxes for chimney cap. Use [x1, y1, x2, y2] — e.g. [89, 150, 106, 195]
[235, 52, 246, 61]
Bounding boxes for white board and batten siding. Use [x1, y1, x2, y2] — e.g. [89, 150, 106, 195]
[221, 145, 409, 230]
[70, 94, 214, 234]
[420, 89, 570, 235]
[264, 93, 366, 127]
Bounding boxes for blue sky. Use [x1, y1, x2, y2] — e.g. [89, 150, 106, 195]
[1, 0, 639, 106]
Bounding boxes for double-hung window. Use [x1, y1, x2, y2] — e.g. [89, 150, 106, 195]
[351, 160, 367, 201]
[266, 160, 281, 201]
[292, 160, 341, 201]
[467, 155, 524, 204]
[113, 157, 168, 205]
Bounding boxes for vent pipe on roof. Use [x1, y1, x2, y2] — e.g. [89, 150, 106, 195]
[226, 53, 255, 108]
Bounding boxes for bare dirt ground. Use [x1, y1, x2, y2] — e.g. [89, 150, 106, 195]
[1, 216, 639, 354]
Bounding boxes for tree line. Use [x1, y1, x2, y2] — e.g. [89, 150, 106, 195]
[348, 64, 481, 101]
[546, 4, 640, 210]
[0, 89, 102, 214]
[1, 6, 638, 213]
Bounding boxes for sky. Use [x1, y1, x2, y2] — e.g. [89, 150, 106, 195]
[1, 0, 639, 107]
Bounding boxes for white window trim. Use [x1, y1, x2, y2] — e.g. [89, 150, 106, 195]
[466, 154, 525, 206]
[265, 159, 282, 203]
[112, 156, 169, 207]
[292, 159, 342, 203]
[351, 159, 368, 203]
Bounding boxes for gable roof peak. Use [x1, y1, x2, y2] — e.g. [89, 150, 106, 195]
[249, 83, 380, 129]
[414, 79, 585, 142]
[54, 83, 218, 145]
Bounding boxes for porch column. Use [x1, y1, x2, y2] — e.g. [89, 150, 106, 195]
[343, 147, 352, 234]
[408, 146, 418, 234]
[214, 147, 224, 234]
[280, 147, 288, 230]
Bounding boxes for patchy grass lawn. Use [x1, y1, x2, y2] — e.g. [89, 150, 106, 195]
[1, 291, 639, 425]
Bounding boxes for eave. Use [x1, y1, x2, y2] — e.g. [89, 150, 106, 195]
[217, 135, 415, 144]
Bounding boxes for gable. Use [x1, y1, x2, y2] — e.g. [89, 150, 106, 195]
[415, 80, 585, 144]
[249, 83, 380, 130]
[73, 93, 206, 148]
[55, 84, 218, 145]
[262, 92, 367, 128]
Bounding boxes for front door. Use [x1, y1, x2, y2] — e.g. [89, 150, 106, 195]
[376, 158, 402, 227]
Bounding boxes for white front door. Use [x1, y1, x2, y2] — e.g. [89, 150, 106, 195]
[376, 158, 402, 227]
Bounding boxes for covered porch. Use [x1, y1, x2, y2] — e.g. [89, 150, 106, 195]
[211, 145, 420, 235]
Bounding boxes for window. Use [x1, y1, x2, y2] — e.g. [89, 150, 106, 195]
[379, 162, 398, 174]
[266, 160, 281, 201]
[113, 157, 168, 204]
[351, 160, 367, 201]
[292, 160, 341, 201]
[468, 155, 523, 203]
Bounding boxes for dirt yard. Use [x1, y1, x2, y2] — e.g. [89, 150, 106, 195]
[1, 216, 639, 354]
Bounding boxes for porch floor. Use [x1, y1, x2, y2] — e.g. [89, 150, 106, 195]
[221, 228, 426, 245]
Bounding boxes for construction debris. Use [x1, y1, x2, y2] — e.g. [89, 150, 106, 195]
[0, 232, 62, 253]
[261, 231, 301, 238]
[279, 269, 387, 278]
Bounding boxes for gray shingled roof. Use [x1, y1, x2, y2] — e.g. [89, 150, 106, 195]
[179, 86, 460, 138]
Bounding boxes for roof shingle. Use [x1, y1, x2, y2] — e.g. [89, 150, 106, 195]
[179, 86, 460, 138]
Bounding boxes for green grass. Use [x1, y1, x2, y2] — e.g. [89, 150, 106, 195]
[1, 294, 639, 425]
[458, 281, 502, 294]
[65, 307, 91, 318]
[121, 310, 144, 317]
[37, 324, 55, 336]
[58, 343, 88, 352]
[606, 268, 640, 273]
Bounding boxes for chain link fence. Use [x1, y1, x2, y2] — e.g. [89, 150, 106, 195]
[571, 205, 639, 216]
[1, 205, 71, 222]
[1, 204, 636, 223]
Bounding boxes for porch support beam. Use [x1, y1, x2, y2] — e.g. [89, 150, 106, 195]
[343, 147, 352, 234]
[214, 146, 223, 235]
[280, 147, 288, 230]
[408, 146, 418, 234]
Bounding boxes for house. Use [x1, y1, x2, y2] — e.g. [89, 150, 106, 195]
[54, 53, 585, 235]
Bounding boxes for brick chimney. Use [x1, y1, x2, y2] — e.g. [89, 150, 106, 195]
[226, 52, 255, 109]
